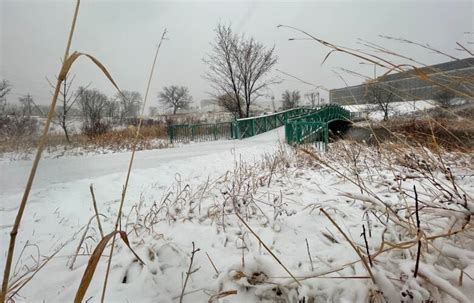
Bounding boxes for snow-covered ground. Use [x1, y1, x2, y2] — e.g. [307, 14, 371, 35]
[1, 126, 473, 302]
[0, 138, 170, 163]
[343, 100, 436, 121]
[0, 128, 285, 301]
[0, 130, 280, 196]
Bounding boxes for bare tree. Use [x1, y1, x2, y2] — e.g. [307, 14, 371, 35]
[0, 85, 39, 138]
[0, 80, 11, 100]
[204, 23, 278, 118]
[281, 90, 301, 110]
[77, 87, 110, 136]
[367, 82, 394, 121]
[158, 85, 192, 114]
[305, 91, 320, 107]
[0, 104, 38, 138]
[114, 90, 142, 122]
[217, 92, 241, 117]
[148, 106, 159, 117]
[104, 99, 121, 124]
[46, 74, 86, 143]
[0, 80, 12, 116]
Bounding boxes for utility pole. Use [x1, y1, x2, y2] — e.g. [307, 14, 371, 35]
[19, 94, 34, 117]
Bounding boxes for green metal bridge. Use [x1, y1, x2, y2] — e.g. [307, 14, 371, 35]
[168, 105, 351, 149]
[285, 105, 351, 146]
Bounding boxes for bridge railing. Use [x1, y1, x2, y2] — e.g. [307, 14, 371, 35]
[232, 107, 316, 139]
[167, 106, 340, 144]
[289, 104, 350, 123]
[285, 121, 328, 146]
[168, 108, 313, 143]
[168, 122, 234, 143]
[285, 105, 351, 146]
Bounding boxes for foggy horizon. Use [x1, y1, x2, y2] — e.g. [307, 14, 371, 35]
[1, 0, 472, 112]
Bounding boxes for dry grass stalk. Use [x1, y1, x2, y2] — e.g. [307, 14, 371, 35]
[179, 242, 200, 303]
[305, 238, 314, 271]
[299, 147, 404, 226]
[361, 225, 373, 267]
[208, 289, 238, 302]
[320, 208, 375, 283]
[0, 1, 81, 301]
[6, 221, 92, 301]
[299, 141, 473, 300]
[417, 270, 470, 303]
[69, 215, 96, 271]
[296, 260, 361, 282]
[6, 246, 63, 301]
[234, 212, 302, 286]
[456, 42, 474, 56]
[90, 184, 104, 239]
[100, 29, 168, 302]
[74, 230, 144, 303]
[413, 185, 422, 278]
[206, 252, 219, 275]
[279, 22, 473, 100]
[0, 124, 169, 156]
[1, 0, 133, 300]
[278, 24, 473, 154]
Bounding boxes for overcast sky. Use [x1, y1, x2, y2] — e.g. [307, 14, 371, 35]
[1, 0, 473, 111]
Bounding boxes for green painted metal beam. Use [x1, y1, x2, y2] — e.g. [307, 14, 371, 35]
[284, 105, 351, 149]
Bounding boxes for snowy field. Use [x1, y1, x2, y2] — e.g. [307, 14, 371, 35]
[343, 100, 436, 121]
[0, 129, 284, 301]
[0, 138, 170, 163]
[1, 126, 473, 302]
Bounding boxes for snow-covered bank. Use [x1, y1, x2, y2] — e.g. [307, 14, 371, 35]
[343, 100, 436, 121]
[1, 127, 473, 302]
[0, 128, 284, 196]
[0, 138, 170, 163]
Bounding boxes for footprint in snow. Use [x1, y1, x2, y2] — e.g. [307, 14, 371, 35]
[121, 247, 160, 284]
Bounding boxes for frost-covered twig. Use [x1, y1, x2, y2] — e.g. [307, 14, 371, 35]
[361, 225, 373, 267]
[305, 238, 314, 271]
[320, 208, 376, 283]
[89, 184, 104, 239]
[413, 185, 421, 278]
[179, 242, 200, 303]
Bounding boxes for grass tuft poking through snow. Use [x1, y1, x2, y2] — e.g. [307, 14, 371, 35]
[2, 138, 473, 302]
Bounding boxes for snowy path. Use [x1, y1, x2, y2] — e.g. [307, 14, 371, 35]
[1, 128, 285, 265]
[0, 127, 285, 197]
